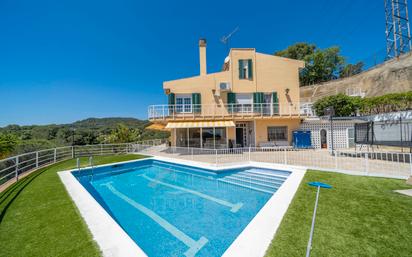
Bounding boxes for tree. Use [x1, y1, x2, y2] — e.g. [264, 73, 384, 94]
[275, 43, 360, 86]
[103, 124, 140, 144]
[313, 94, 361, 117]
[301, 47, 345, 85]
[339, 62, 364, 78]
[274, 43, 316, 60]
[0, 133, 19, 158]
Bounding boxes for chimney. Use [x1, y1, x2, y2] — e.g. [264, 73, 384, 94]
[199, 38, 207, 76]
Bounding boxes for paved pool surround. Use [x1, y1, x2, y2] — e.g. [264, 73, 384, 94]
[58, 157, 306, 257]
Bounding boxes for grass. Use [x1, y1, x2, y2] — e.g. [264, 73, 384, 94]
[1, 158, 412, 257]
[265, 170, 412, 257]
[0, 154, 147, 257]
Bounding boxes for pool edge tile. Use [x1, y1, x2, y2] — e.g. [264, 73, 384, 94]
[59, 156, 305, 257]
[222, 162, 306, 257]
[58, 170, 147, 257]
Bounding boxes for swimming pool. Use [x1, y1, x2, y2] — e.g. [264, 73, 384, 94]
[71, 159, 292, 257]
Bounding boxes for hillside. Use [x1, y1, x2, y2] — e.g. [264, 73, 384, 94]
[0, 117, 169, 155]
[300, 52, 412, 103]
[72, 117, 148, 129]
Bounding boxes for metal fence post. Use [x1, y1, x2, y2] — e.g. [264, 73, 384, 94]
[54, 148, 57, 163]
[191, 148, 194, 160]
[101, 144, 103, 155]
[334, 150, 338, 170]
[36, 151, 39, 168]
[284, 148, 287, 165]
[215, 149, 218, 166]
[71, 146, 75, 159]
[248, 147, 251, 162]
[410, 153, 412, 176]
[365, 152, 369, 175]
[15, 156, 19, 181]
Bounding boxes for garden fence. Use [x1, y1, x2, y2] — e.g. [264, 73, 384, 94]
[0, 139, 164, 188]
[1, 140, 410, 191]
[139, 146, 412, 179]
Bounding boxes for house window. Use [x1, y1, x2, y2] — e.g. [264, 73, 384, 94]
[235, 93, 253, 113]
[268, 126, 288, 141]
[175, 94, 192, 113]
[239, 59, 253, 80]
[263, 93, 272, 115]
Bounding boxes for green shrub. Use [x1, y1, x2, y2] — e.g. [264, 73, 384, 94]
[313, 91, 412, 117]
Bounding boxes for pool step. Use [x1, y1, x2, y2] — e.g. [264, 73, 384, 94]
[222, 175, 281, 189]
[217, 178, 275, 194]
[238, 169, 289, 179]
[233, 172, 286, 184]
[218, 169, 291, 194]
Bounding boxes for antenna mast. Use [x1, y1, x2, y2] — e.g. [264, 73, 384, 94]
[385, 0, 412, 59]
[221, 26, 239, 52]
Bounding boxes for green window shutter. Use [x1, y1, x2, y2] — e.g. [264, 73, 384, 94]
[168, 93, 175, 105]
[259, 92, 264, 103]
[248, 59, 253, 79]
[227, 92, 236, 104]
[192, 93, 201, 113]
[238, 60, 244, 79]
[272, 92, 279, 114]
[253, 92, 263, 113]
[227, 92, 236, 113]
[168, 93, 175, 114]
[253, 92, 258, 104]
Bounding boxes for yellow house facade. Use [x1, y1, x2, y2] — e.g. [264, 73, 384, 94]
[148, 39, 306, 148]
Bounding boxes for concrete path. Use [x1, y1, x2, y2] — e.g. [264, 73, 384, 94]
[395, 189, 412, 197]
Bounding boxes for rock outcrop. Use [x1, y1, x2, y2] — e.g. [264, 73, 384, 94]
[300, 52, 412, 103]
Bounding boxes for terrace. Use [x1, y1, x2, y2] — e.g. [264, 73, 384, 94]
[1, 143, 411, 257]
[148, 103, 314, 121]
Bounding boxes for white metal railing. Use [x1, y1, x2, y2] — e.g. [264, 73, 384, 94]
[148, 103, 315, 120]
[300, 102, 315, 116]
[137, 146, 412, 179]
[0, 139, 166, 188]
[3, 140, 409, 191]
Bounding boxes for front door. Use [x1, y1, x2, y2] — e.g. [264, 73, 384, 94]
[236, 127, 244, 147]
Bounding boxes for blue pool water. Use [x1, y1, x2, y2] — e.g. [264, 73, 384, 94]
[74, 159, 290, 257]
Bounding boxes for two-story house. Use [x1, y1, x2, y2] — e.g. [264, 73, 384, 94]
[148, 39, 305, 148]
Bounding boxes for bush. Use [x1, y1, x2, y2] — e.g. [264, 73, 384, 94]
[313, 94, 361, 117]
[313, 91, 412, 117]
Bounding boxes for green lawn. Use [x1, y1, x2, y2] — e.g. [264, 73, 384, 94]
[265, 170, 412, 257]
[1, 159, 412, 257]
[0, 154, 147, 257]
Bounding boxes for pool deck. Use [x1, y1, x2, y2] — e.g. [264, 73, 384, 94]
[59, 157, 306, 257]
[395, 189, 412, 197]
[59, 160, 148, 257]
[140, 147, 411, 179]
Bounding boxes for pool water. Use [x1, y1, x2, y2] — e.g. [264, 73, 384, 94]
[74, 159, 290, 257]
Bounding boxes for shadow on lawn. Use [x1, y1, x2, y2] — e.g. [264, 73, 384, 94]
[0, 168, 49, 223]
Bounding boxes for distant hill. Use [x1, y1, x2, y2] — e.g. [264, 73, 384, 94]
[0, 117, 169, 155]
[72, 117, 148, 129]
[0, 117, 150, 131]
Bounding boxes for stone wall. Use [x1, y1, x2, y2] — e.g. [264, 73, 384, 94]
[300, 52, 412, 103]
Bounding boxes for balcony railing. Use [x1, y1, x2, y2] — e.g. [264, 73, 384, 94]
[148, 103, 314, 120]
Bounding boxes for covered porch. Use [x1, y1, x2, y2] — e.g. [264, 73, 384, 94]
[166, 121, 235, 149]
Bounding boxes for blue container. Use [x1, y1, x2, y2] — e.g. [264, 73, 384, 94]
[293, 130, 312, 148]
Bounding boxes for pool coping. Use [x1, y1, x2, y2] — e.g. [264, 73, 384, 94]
[58, 157, 306, 257]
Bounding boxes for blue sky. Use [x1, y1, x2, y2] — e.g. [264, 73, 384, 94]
[0, 0, 397, 126]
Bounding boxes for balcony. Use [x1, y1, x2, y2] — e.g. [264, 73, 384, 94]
[148, 103, 314, 121]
